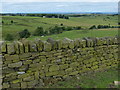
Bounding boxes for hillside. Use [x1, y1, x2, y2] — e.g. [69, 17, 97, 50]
[2, 14, 118, 41]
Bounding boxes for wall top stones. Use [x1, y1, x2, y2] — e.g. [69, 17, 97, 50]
[0, 37, 118, 55]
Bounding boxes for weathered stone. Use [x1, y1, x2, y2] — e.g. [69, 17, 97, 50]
[69, 41, 75, 49]
[35, 71, 40, 80]
[74, 38, 81, 48]
[47, 38, 58, 50]
[23, 76, 34, 82]
[5, 55, 19, 62]
[35, 40, 44, 51]
[59, 64, 68, 70]
[18, 73, 34, 79]
[19, 53, 31, 60]
[11, 79, 22, 84]
[21, 39, 29, 53]
[44, 41, 52, 51]
[19, 65, 28, 71]
[8, 61, 22, 68]
[7, 43, 15, 54]
[29, 63, 42, 68]
[2, 83, 10, 88]
[39, 56, 46, 61]
[23, 60, 32, 65]
[56, 40, 62, 49]
[49, 65, 59, 72]
[57, 70, 65, 76]
[1, 42, 7, 53]
[65, 68, 73, 73]
[70, 62, 79, 67]
[13, 41, 20, 54]
[29, 41, 37, 52]
[4, 75, 17, 82]
[69, 71, 79, 75]
[81, 40, 86, 47]
[62, 38, 70, 49]
[31, 52, 39, 57]
[46, 71, 58, 76]
[18, 42, 24, 54]
[4, 60, 12, 65]
[21, 82, 27, 88]
[2, 68, 15, 74]
[11, 83, 20, 88]
[17, 72, 25, 74]
[27, 80, 39, 88]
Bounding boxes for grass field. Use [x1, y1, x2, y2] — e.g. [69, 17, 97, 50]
[2, 14, 118, 41]
[28, 28, 118, 41]
[43, 67, 119, 88]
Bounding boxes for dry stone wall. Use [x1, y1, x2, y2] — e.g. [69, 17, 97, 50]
[0, 37, 119, 88]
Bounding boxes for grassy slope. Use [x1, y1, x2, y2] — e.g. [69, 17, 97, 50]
[28, 28, 118, 41]
[2, 14, 118, 40]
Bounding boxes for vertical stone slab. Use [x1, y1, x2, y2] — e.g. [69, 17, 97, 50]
[0, 42, 7, 53]
[74, 38, 81, 48]
[56, 40, 62, 49]
[29, 41, 37, 52]
[81, 39, 86, 48]
[44, 41, 52, 52]
[18, 42, 24, 54]
[47, 38, 58, 50]
[35, 39, 44, 51]
[62, 38, 70, 49]
[7, 43, 15, 55]
[69, 40, 75, 49]
[21, 39, 29, 53]
[13, 41, 20, 54]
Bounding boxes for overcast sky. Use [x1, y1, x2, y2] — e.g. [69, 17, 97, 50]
[1, 0, 119, 2]
[1, 0, 119, 13]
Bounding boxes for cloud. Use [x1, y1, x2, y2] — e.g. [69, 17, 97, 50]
[56, 4, 69, 7]
[1, 0, 119, 2]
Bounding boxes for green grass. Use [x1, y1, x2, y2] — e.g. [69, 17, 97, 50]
[2, 14, 118, 40]
[44, 67, 119, 88]
[28, 28, 118, 41]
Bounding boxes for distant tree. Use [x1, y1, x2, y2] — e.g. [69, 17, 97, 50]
[11, 20, 14, 24]
[33, 27, 44, 36]
[5, 34, 14, 41]
[59, 15, 64, 18]
[64, 16, 69, 19]
[89, 25, 97, 29]
[2, 21, 4, 24]
[97, 25, 103, 29]
[19, 29, 31, 38]
[74, 26, 81, 30]
[44, 30, 49, 35]
[65, 26, 73, 31]
[49, 26, 64, 34]
[118, 22, 120, 25]
[60, 23, 63, 26]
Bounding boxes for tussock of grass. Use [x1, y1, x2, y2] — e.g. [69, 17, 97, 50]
[44, 67, 119, 88]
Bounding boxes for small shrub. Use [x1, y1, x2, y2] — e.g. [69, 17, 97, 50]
[33, 27, 44, 36]
[5, 34, 14, 41]
[19, 29, 31, 38]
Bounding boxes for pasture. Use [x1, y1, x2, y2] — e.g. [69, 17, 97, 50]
[2, 14, 118, 41]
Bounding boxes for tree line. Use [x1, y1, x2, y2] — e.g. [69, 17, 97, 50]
[5, 25, 82, 41]
[89, 25, 120, 29]
[2, 13, 69, 19]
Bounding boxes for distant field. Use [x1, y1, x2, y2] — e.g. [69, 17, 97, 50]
[2, 14, 118, 41]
